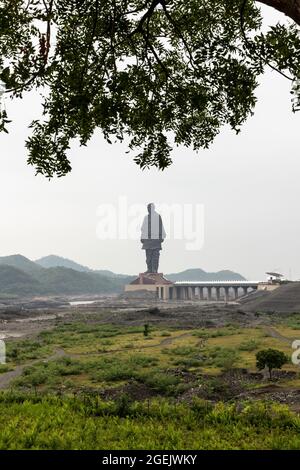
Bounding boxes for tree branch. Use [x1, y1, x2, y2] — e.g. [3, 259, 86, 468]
[80, 0, 100, 83]
[160, 0, 197, 70]
[241, 0, 293, 80]
[128, 0, 161, 37]
[256, 0, 300, 25]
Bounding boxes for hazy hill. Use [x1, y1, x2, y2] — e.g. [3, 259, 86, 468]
[37, 267, 132, 295]
[35, 255, 132, 278]
[0, 265, 41, 295]
[0, 255, 133, 296]
[35, 255, 91, 272]
[95, 270, 132, 279]
[166, 268, 246, 282]
[34, 255, 246, 282]
[0, 255, 44, 277]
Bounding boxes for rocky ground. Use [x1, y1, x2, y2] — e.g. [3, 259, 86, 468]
[0, 296, 277, 340]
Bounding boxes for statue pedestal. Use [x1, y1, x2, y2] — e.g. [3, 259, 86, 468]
[124, 272, 173, 299]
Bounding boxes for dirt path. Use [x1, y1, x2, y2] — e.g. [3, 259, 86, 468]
[0, 365, 25, 390]
[158, 332, 192, 346]
[264, 326, 296, 344]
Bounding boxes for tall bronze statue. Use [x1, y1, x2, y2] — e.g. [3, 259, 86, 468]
[141, 203, 166, 273]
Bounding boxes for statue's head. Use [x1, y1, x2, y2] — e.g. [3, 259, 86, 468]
[147, 203, 155, 213]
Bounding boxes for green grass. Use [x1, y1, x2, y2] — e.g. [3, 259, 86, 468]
[193, 327, 241, 339]
[7, 321, 299, 393]
[279, 313, 300, 330]
[13, 357, 85, 388]
[163, 346, 199, 356]
[137, 372, 180, 394]
[238, 339, 261, 352]
[0, 392, 299, 449]
[173, 358, 204, 368]
[3, 320, 300, 449]
[207, 347, 241, 370]
[6, 339, 52, 363]
[0, 364, 12, 373]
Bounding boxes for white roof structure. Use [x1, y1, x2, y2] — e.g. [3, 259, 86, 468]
[174, 280, 260, 286]
[266, 272, 283, 278]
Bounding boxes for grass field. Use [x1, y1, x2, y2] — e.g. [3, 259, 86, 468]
[1, 393, 300, 449]
[1, 311, 300, 449]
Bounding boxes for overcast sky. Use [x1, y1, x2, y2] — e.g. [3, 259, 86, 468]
[0, 6, 299, 281]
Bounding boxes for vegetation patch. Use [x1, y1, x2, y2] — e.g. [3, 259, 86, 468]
[0, 393, 300, 449]
[238, 340, 261, 352]
[207, 347, 241, 371]
[193, 327, 241, 339]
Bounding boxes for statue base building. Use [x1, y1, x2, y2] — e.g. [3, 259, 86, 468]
[124, 273, 174, 300]
[124, 276, 264, 301]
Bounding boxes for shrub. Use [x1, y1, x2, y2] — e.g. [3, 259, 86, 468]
[6, 340, 50, 362]
[13, 357, 84, 389]
[127, 355, 158, 367]
[114, 393, 133, 417]
[0, 364, 11, 374]
[190, 398, 214, 418]
[100, 339, 113, 346]
[100, 365, 136, 382]
[137, 371, 180, 394]
[208, 347, 240, 370]
[193, 328, 239, 339]
[143, 324, 150, 337]
[148, 307, 161, 315]
[17, 368, 48, 387]
[173, 358, 204, 368]
[239, 339, 260, 352]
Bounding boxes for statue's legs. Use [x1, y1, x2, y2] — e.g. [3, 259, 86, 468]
[145, 249, 160, 273]
[145, 249, 152, 273]
[152, 249, 160, 273]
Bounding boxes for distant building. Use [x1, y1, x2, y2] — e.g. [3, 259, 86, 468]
[266, 272, 284, 283]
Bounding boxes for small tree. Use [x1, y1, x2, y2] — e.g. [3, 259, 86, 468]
[143, 324, 150, 337]
[256, 349, 288, 380]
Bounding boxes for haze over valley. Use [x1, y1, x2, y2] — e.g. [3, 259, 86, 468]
[0, 254, 245, 297]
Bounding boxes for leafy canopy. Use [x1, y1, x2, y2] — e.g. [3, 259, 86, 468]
[256, 348, 288, 378]
[0, 0, 300, 177]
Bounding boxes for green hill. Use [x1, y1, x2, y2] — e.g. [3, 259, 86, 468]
[95, 269, 132, 279]
[0, 255, 44, 277]
[37, 267, 131, 295]
[166, 268, 246, 282]
[35, 255, 90, 272]
[36, 255, 131, 278]
[0, 265, 41, 295]
[0, 256, 132, 297]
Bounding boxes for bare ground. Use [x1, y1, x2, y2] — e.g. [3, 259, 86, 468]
[0, 299, 265, 340]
